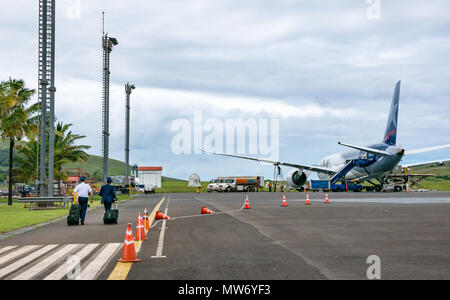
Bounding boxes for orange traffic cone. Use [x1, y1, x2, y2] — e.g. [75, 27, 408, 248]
[281, 193, 288, 207]
[118, 223, 141, 263]
[201, 206, 215, 215]
[244, 195, 251, 209]
[143, 208, 150, 231]
[305, 193, 311, 205]
[324, 193, 329, 204]
[135, 213, 147, 241]
[155, 211, 171, 220]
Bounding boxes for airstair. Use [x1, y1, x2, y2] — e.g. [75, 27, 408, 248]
[330, 159, 373, 184]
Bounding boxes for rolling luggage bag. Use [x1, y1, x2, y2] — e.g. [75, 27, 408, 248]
[103, 204, 119, 224]
[67, 204, 81, 226]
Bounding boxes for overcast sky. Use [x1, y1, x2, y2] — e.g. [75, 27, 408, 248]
[1, 0, 449, 180]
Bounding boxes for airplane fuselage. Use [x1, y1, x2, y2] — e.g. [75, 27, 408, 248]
[317, 143, 403, 182]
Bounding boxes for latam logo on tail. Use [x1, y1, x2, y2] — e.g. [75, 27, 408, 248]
[384, 130, 396, 143]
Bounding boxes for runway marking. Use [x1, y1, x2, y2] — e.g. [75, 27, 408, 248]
[12, 244, 79, 280]
[151, 207, 168, 259]
[0, 245, 40, 267]
[0, 245, 58, 279]
[44, 243, 100, 280]
[0, 246, 17, 256]
[78, 243, 122, 280]
[108, 196, 166, 280]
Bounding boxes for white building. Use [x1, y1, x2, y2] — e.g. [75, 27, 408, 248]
[137, 167, 162, 190]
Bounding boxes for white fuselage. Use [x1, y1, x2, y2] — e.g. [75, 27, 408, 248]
[316, 144, 403, 182]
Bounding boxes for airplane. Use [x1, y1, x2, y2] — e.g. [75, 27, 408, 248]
[204, 81, 450, 191]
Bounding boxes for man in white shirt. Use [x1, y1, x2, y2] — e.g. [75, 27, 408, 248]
[73, 176, 94, 225]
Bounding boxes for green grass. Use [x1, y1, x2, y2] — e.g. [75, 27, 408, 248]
[156, 180, 287, 193]
[0, 194, 132, 234]
[157, 181, 209, 193]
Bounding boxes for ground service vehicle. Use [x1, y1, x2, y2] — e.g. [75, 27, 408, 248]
[207, 179, 221, 192]
[217, 176, 264, 192]
[310, 180, 363, 192]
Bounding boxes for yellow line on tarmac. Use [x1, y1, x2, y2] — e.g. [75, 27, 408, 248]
[107, 196, 166, 280]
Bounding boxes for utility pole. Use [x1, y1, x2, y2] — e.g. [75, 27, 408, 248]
[38, 0, 56, 196]
[124, 83, 135, 193]
[101, 13, 119, 183]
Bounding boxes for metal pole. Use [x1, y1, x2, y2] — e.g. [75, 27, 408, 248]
[48, 0, 56, 197]
[124, 83, 135, 193]
[38, 0, 49, 196]
[102, 34, 110, 184]
[101, 14, 118, 184]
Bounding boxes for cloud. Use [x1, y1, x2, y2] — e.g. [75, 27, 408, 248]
[1, 0, 450, 180]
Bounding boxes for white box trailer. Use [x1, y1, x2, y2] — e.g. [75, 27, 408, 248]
[138, 167, 162, 193]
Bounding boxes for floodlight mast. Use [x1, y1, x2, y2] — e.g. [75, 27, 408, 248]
[48, 0, 56, 197]
[38, 0, 56, 196]
[101, 13, 118, 183]
[124, 83, 135, 192]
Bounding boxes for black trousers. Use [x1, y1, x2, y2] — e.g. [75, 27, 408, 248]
[78, 197, 88, 222]
[104, 202, 112, 212]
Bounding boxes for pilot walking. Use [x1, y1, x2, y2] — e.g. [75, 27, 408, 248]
[99, 177, 117, 212]
[73, 176, 94, 225]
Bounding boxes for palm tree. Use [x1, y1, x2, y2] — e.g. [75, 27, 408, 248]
[15, 122, 90, 190]
[0, 78, 37, 205]
[53, 122, 90, 181]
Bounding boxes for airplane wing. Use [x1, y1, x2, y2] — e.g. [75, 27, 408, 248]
[401, 159, 450, 168]
[203, 150, 336, 175]
[404, 144, 450, 155]
[338, 142, 391, 156]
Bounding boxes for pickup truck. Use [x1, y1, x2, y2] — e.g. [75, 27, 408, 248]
[207, 179, 221, 192]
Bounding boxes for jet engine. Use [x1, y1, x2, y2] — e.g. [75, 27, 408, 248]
[286, 169, 308, 190]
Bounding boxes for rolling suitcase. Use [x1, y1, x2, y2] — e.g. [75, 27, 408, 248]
[103, 204, 119, 224]
[67, 204, 81, 226]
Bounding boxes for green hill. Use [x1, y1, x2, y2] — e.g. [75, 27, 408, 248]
[63, 155, 126, 177]
[410, 161, 450, 190]
[63, 154, 183, 182]
[0, 141, 10, 181]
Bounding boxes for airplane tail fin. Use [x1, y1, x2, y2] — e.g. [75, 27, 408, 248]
[383, 81, 401, 146]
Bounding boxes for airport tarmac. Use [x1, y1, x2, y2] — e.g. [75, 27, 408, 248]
[0, 192, 449, 280]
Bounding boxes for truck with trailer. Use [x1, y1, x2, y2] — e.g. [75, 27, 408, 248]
[310, 180, 363, 192]
[216, 176, 264, 192]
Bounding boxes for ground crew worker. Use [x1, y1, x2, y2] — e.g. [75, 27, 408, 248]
[99, 177, 117, 212]
[268, 182, 272, 192]
[273, 183, 277, 192]
[73, 176, 94, 225]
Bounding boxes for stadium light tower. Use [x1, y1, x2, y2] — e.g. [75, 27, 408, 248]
[124, 83, 135, 193]
[38, 0, 56, 196]
[101, 13, 119, 183]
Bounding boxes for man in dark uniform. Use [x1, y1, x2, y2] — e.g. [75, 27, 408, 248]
[99, 177, 117, 212]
